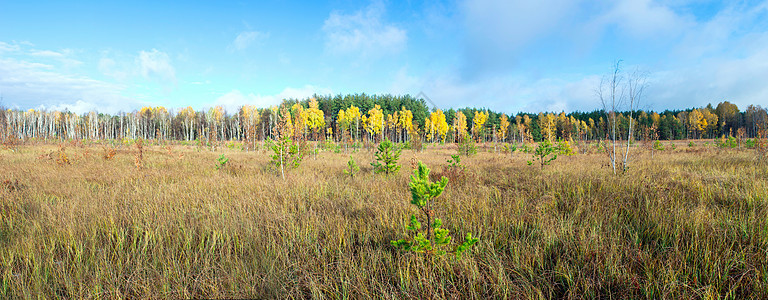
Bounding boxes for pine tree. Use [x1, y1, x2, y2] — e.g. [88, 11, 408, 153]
[371, 139, 402, 175]
[391, 162, 478, 258]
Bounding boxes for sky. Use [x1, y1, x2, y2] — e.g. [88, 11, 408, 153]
[1, 0, 767, 115]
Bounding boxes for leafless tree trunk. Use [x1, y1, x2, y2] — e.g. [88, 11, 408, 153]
[597, 60, 624, 175]
[623, 68, 646, 173]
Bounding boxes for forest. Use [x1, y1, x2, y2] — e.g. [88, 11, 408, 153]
[2, 95, 767, 146]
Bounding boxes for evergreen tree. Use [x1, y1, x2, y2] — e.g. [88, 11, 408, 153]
[371, 139, 402, 175]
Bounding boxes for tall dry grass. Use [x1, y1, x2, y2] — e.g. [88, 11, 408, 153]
[0, 142, 767, 298]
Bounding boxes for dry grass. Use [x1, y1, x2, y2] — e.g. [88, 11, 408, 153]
[1, 142, 767, 299]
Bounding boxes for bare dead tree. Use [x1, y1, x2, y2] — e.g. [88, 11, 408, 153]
[623, 68, 647, 173]
[597, 60, 625, 174]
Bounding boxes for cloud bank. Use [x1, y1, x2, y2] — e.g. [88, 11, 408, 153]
[323, 2, 407, 57]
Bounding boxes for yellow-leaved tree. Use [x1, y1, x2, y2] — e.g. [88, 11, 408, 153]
[538, 112, 556, 142]
[365, 105, 384, 141]
[398, 107, 413, 142]
[428, 109, 449, 143]
[306, 98, 325, 139]
[688, 109, 706, 139]
[386, 112, 397, 141]
[291, 103, 307, 140]
[346, 105, 362, 142]
[700, 108, 718, 138]
[453, 111, 468, 143]
[337, 109, 350, 145]
[499, 114, 509, 143]
[472, 111, 488, 142]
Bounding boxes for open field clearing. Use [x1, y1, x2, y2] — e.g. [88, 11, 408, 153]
[1, 142, 767, 298]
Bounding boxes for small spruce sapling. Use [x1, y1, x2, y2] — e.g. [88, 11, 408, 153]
[371, 139, 402, 175]
[527, 140, 558, 170]
[391, 162, 478, 258]
[343, 156, 360, 177]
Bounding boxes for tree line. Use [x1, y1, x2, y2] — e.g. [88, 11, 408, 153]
[1, 95, 766, 146]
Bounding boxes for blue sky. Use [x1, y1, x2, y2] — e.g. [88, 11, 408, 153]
[1, 0, 767, 114]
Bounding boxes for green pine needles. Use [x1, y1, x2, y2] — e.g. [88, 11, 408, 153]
[371, 139, 402, 175]
[343, 156, 360, 177]
[446, 154, 463, 170]
[391, 162, 478, 258]
[527, 140, 558, 170]
[457, 134, 477, 156]
[215, 153, 229, 170]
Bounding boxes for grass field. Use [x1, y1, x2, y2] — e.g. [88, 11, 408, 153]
[1, 141, 767, 299]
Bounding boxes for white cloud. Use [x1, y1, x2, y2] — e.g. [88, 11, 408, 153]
[0, 56, 140, 114]
[98, 57, 129, 81]
[649, 44, 768, 110]
[322, 2, 407, 57]
[44, 100, 99, 114]
[462, 0, 577, 52]
[0, 41, 21, 53]
[214, 85, 333, 112]
[600, 0, 691, 38]
[231, 31, 269, 51]
[431, 0, 768, 112]
[138, 49, 176, 87]
[395, 70, 601, 114]
[28, 49, 66, 58]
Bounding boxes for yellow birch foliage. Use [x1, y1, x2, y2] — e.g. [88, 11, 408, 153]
[277, 105, 293, 138]
[499, 114, 510, 141]
[306, 98, 325, 132]
[428, 109, 449, 142]
[337, 109, 349, 132]
[453, 111, 468, 138]
[539, 112, 556, 142]
[688, 109, 706, 137]
[398, 107, 413, 133]
[472, 111, 488, 138]
[365, 105, 384, 136]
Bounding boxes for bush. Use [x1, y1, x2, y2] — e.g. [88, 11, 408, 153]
[716, 135, 737, 148]
[745, 138, 756, 149]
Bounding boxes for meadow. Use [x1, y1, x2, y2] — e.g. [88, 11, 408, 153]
[1, 141, 767, 299]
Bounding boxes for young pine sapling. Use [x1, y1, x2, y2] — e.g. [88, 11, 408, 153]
[371, 139, 402, 175]
[527, 140, 558, 170]
[457, 134, 477, 157]
[446, 154, 464, 170]
[391, 162, 478, 258]
[343, 156, 360, 177]
[215, 153, 229, 170]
